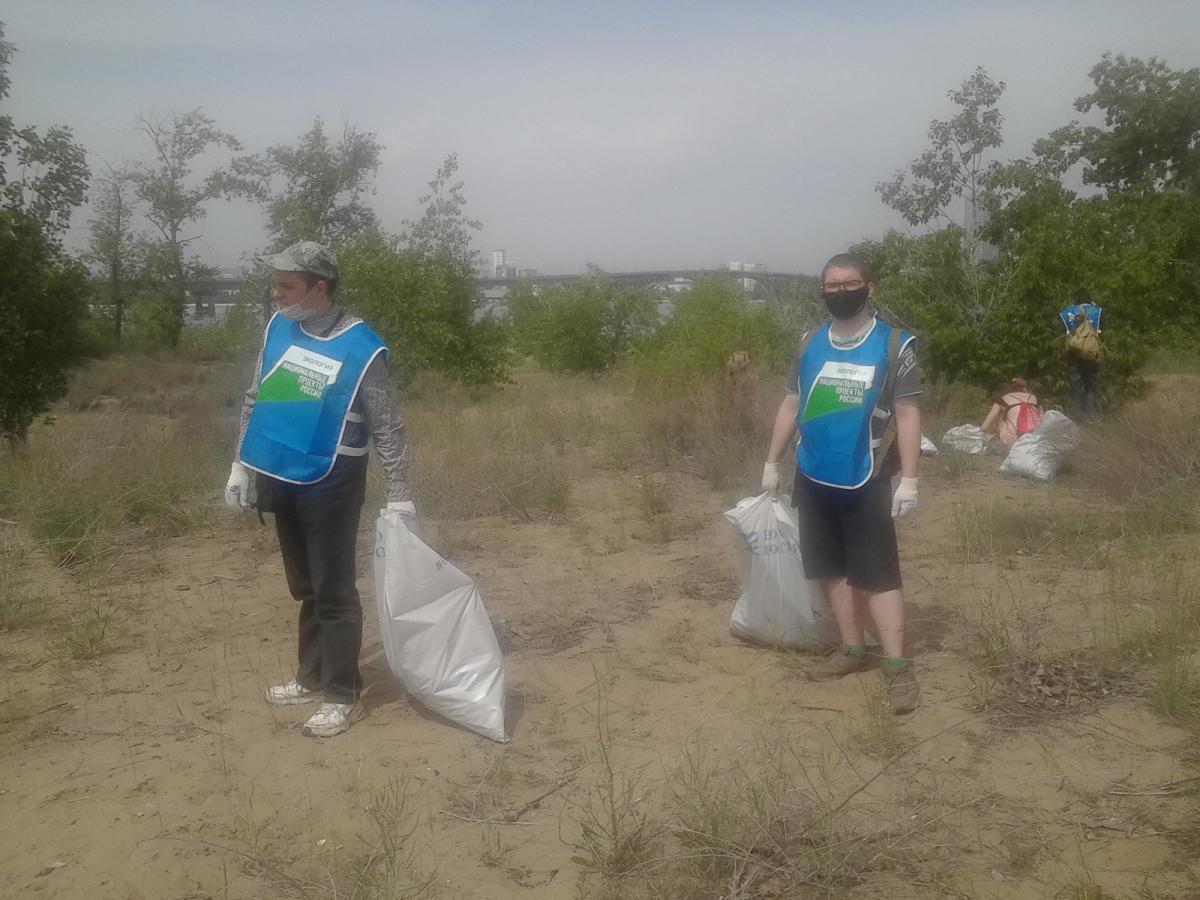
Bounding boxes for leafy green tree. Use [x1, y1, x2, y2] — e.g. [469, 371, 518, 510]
[509, 275, 657, 372]
[877, 67, 1008, 325]
[130, 109, 258, 344]
[85, 164, 148, 342]
[0, 23, 89, 240]
[990, 54, 1200, 386]
[1071, 53, 1200, 193]
[340, 231, 509, 385]
[401, 153, 481, 265]
[260, 117, 382, 248]
[0, 210, 90, 443]
[0, 23, 90, 442]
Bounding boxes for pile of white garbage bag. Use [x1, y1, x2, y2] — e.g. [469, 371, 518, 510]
[940, 424, 991, 455]
[1000, 410, 1081, 481]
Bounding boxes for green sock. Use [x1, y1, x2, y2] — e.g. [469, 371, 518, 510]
[882, 657, 908, 669]
[845, 645, 867, 657]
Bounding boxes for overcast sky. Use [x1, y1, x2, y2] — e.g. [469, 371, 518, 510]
[5, 1, 1200, 275]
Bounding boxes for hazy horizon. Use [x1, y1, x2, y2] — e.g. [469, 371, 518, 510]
[5, 1, 1200, 275]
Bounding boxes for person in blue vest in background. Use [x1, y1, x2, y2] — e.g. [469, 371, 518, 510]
[1059, 288, 1104, 420]
[224, 241, 414, 738]
[761, 253, 922, 715]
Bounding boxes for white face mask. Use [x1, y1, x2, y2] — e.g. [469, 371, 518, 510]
[276, 288, 318, 321]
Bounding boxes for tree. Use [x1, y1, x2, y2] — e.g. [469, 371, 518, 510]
[261, 117, 382, 248]
[1072, 54, 1200, 193]
[0, 23, 89, 240]
[877, 67, 1008, 324]
[85, 164, 146, 341]
[402, 153, 481, 265]
[130, 109, 258, 344]
[0, 210, 89, 443]
[0, 23, 90, 442]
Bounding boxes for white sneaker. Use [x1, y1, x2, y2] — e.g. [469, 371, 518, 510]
[264, 679, 320, 706]
[302, 702, 363, 738]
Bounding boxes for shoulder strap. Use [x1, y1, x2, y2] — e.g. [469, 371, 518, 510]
[881, 327, 902, 402]
[797, 327, 818, 362]
[871, 327, 905, 471]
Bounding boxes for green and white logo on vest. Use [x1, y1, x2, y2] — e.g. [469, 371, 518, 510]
[258, 345, 344, 403]
[802, 361, 876, 422]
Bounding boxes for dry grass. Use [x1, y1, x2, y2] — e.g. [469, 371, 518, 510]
[631, 368, 778, 498]
[64, 353, 247, 418]
[0, 538, 47, 631]
[0, 413, 230, 566]
[921, 378, 991, 438]
[593, 733, 948, 900]
[401, 364, 782, 521]
[1083, 382, 1200, 537]
[568, 665, 659, 879]
[950, 499, 1120, 566]
[350, 778, 442, 900]
[404, 370, 623, 521]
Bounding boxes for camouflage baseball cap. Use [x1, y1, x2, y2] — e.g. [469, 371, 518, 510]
[259, 241, 339, 282]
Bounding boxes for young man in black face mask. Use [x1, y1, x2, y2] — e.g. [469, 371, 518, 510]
[761, 254, 922, 714]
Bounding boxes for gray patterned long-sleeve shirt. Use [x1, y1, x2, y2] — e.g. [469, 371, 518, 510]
[235, 306, 411, 502]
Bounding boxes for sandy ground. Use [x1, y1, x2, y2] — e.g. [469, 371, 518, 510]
[2, 435, 1199, 899]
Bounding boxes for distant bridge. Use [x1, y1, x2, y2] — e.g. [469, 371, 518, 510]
[476, 269, 814, 295]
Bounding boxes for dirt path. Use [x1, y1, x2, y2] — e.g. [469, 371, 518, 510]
[2, 451, 1198, 898]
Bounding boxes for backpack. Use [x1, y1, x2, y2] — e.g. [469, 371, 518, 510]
[1066, 313, 1103, 361]
[1007, 399, 1043, 437]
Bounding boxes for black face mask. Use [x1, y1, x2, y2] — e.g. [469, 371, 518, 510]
[821, 286, 870, 320]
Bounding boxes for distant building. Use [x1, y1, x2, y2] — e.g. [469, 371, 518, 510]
[726, 260, 763, 292]
[489, 249, 536, 280]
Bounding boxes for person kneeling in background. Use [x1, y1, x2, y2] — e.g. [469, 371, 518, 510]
[980, 377, 1043, 448]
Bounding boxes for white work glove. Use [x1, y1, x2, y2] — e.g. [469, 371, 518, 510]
[761, 462, 781, 495]
[892, 476, 919, 518]
[224, 462, 251, 511]
[387, 500, 416, 523]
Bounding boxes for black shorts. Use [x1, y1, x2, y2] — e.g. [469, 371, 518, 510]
[790, 473, 902, 593]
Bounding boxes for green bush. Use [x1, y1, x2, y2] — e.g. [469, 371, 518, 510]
[634, 278, 799, 382]
[124, 290, 181, 351]
[508, 276, 657, 372]
[340, 232, 510, 385]
[177, 303, 261, 361]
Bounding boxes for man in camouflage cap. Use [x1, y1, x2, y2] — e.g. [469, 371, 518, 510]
[225, 240, 414, 737]
[259, 240, 341, 286]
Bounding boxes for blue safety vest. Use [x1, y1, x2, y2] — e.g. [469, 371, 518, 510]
[240, 313, 387, 484]
[1060, 303, 1102, 333]
[795, 318, 913, 489]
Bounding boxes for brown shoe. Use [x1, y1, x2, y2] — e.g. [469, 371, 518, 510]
[807, 648, 870, 681]
[882, 663, 919, 715]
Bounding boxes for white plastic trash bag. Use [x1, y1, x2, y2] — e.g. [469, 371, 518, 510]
[1000, 410, 1080, 481]
[373, 511, 508, 742]
[920, 434, 940, 456]
[721, 493, 839, 650]
[941, 424, 990, 454]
